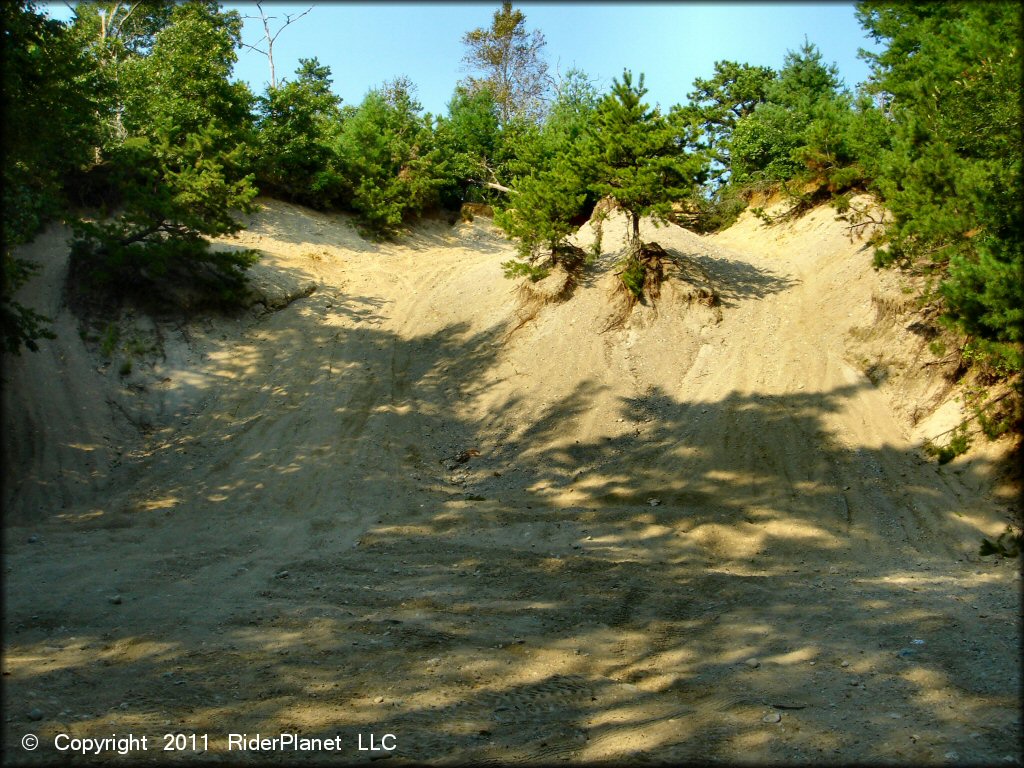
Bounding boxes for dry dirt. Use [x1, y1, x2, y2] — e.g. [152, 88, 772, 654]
[2, 198, 1021, 765]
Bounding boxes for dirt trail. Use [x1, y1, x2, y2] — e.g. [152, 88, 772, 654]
[3, 199, 1020, 764]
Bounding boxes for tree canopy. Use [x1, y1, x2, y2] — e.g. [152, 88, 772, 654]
[460, 0, 549, 126]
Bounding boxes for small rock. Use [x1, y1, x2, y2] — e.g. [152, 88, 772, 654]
[275, 570, 289, 579]
[374, 696, 384, 704]
[762, 712, 782, 723]
[840, 661, 850, 667]
[647, 498, 661, 507]
[744, 658, 761, 669]
[109, 595, 123, 605]
[28, 708, 44, 721]
[27, 535, 39, 544]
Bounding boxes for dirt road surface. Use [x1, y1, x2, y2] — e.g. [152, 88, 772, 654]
[3, 199, 1020, 764]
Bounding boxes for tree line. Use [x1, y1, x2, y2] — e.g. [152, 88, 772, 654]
[1, 1, 1020, 401]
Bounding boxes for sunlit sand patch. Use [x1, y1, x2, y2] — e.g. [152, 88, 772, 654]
[6, 637, 179, 677]
[135, 496, 179, 511]
[56, 508, 105, 522]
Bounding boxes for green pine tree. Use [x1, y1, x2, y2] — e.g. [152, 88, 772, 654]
[336, 78, 443, 237]
[591, 70, 703, 298]
[494, 157, 586, 277]
[254, 58, 345, 209]
[68, 1, 259, 304]
[857, 1, 1023, 369]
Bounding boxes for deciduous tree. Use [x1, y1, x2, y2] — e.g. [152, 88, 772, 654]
[461, 1, 549, 126]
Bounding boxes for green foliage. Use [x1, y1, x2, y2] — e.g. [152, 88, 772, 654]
[1, 2, 101, 352]
[501, 259, 550, 282]
[1, 257, 56, 355]
[961, 339, 1024, 382]
[254, 58, 345, 209]
[857, 2, 1023, 363]
[729, 40, 848, 186]
[118, 2, 253, 143]
[592, 70, 704, 252]
[730, 102, 804, 183]
[336, 79, 444, 237]
[494, 160, 585, 261]
[680, 60, 775, 186]
[99, 322, 120, 358]
[434, 86, 504, 206]
[619, 256, 646, 300]
[691, 189, 748, 233]
[461, 0, 549, 125]
[69, 2, 260, 303]
[67, 1, 176, 155]
[494, 70, 599, 266]
[923, 423, 971, 464]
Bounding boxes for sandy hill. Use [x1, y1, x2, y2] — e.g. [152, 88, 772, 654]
[2, 198, 1020, 763]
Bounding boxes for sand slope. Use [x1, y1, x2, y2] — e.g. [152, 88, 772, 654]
[2, 198, 1020, 764]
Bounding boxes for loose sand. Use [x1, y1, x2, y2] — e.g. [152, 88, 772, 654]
[3, 198, 1020, 764]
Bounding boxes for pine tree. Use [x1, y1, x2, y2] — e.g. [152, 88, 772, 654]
[857, 1, 1023, 366]
[494, 157, 585, 273]
[254, 57, 344, 209]
[68, 1, 259, 303]
[590, 70, 704, 299]
[592, 71, 700, 253]
[494, 69, 599, 278]
[336, 78, 443, 237]
[682, 60, 775, 185]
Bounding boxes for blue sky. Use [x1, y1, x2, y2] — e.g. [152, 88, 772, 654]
[44, 2, 880, 116]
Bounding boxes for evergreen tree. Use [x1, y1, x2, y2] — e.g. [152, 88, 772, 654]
[254, 57, 344, 209]
[494, 68, 599, 274]
[336, 78, 443, 237]
[682, 60, 775, 185]
[434, 86, 503, 205]
[590, 70, 704, 300]
[1, 1, 100, 352]
[857, 1, 1022, 364]
[494, 157, 585, 273]
[69, 1, 259, 302]
[592, 71, 700, 252]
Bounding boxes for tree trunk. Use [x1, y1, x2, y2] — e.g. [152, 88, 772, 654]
[629, 212, 641, 255]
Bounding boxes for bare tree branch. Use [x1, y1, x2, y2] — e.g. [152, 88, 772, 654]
[245, 2, 314, 89]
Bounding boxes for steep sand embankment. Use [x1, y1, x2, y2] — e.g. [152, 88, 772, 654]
[3, 198, 1019, 764]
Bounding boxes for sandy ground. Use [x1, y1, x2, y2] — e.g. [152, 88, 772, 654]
[2, 198, 1021, 765]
